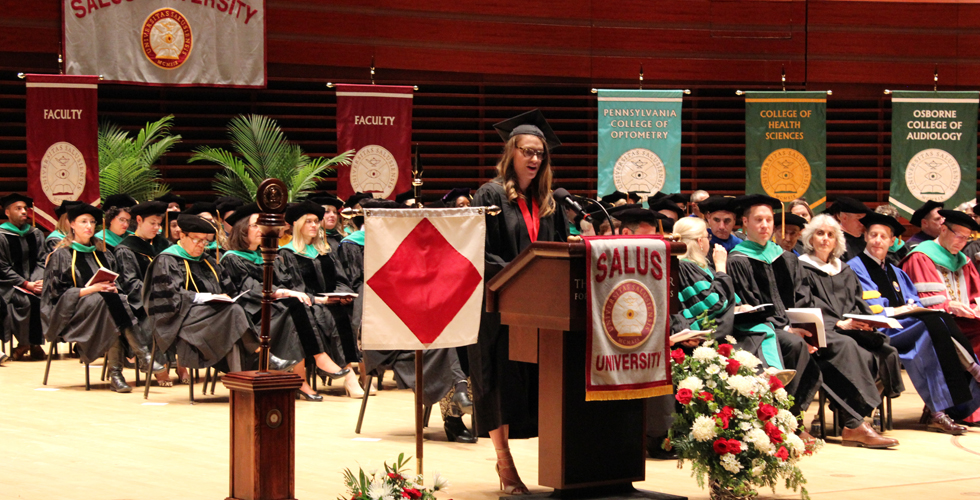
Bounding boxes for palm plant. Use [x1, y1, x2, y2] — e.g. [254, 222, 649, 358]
[189, 114, 353, 202]
[99, 115, 180, 202]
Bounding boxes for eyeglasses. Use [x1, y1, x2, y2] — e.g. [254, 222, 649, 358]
[516, 146, 547, 160]
[185, 236, 208, 246]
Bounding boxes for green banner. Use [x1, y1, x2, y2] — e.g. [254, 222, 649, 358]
[745, 92, 827, 212]
[597, 90, 682, 201]
[889, 91, 978, 219]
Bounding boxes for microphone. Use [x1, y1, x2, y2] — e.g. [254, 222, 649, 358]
[554, 188, 591, 222]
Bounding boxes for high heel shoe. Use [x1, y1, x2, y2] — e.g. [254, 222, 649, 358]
[315, 365, 350, 385]
[495, 448, 530, 495]
[295, 390, 323, 402]
[344, 375, 365, 399]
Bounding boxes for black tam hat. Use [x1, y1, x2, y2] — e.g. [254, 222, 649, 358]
[939, 209, 980, 233]
[1, 193, 33, 209]
[733, 194, 781, 216]
[910, 200, 944, 227]
[224, 202, 261, 227]
[306, 193, 344, 209]
[860, 212, 906, 237]
[442, 188, 471, 205]
[698, 195, 737, 215]
[216, 198, 245, 218]
[649, 198, 685, 220]
[775, 213, 808, 230]
[344, 192, 374, 209]
[492, 109, 561, 150]
[155, 193, 186, 211]
[394, 189, 416, 205]
[102, 194, 137, 212]
[609, 205, 666, 226]
[600, 191, 628, 205]
[55, 200, 84, 218]
[284, 201, 325, 226]
[66, 204, 102, 223]
[184, 202, 218, 219]
[176, 214, 216, 235]
[129, 201, 168, 220]
[827, 196, 870, 216]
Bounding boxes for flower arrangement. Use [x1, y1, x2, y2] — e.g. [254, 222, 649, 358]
[667, 339, 822, 500]
[339, 453, 450, 500]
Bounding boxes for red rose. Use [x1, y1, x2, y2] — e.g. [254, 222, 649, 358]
[713, 438, 731, 455]
[725, 358, 741, 376]
[727, 439, 742, 454]
[388, 473, 403, 481]
[699, 391, 714, 401]
[757, 403, 778, 421]
[670, 348, 686, 365]
[675, 388, 693, 404]
[402, 488, 422, 499]
[775, 446, 789, 461]
[717, 406, 733, 429]
[764, 421, 784, 443]
[769, 375, 784, 391]
[717, 343, 734, 357]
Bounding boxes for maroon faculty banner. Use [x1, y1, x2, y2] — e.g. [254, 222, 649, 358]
[335, 84, 413, 201]
[26, 74, 101, 230]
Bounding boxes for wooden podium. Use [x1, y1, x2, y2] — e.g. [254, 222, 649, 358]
[487, 241, 685, 499]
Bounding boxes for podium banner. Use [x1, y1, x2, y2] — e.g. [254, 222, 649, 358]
[888, 91, 978, 218]
[745, 92, 827, 212]
[584, 236, 672, 401]
[597, 90, 682, 202]
[362, 207, 485, 350]
[26, 74, 101, 230]
[64, 0, 266, 87]
[335, 85, 414, 201]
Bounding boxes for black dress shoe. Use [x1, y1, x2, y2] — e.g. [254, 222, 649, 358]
[452, 389, 474, 415]
[444, 416, 477, 443]
[0, 351, 9, 365]
[268, 354, 300, 372]
[108, 369, 132, 393]
[315, 365, 350, 384]
[296, 390, 323, 402]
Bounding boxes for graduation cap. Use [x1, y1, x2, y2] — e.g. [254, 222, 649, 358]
[129, 201, 168, 220]
[155, 193, 186, 210]
[733, 194, 781, 216]
[860, 212, 906, 237]
[626, 191, 648, 204]
[909, 200, 944, 227]
[66, 204, 102, 222]
[216, 198, 245, 218]
[600, 191, 628, 205]
[224, 202, 261, 227]
[344, 192, 374, 209]
[826, 196, 870, 216]
[102, 194, 137, 212]
[698, 195, 737, 215]
[306, 193, 344, 209]
[648, 191, 668, 203]
[1, 193, 32, 209]
[492, 109, 561, 150]
[939, 209, 980, 233]
[176, 214, 216, 235]
[649, 198, 685, 220]
[609, 205, 666, 226]
[284, 201, 325, 226]
[774, 213, 808, 230]
[184, 202, 219, 219]
[442, 187, 472, 205]
[55, 200, 84, 218]
[667, 193, 689, 204]
[394, 188, 416, 205]
[360, 198, 404, 210]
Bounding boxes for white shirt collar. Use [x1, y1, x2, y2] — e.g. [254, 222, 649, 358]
[799, 253, 843, 276]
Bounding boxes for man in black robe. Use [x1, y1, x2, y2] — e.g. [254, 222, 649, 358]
[906, 200, 944, 251]
[0, 194, 47, 360]
[827, 196, 871, 262]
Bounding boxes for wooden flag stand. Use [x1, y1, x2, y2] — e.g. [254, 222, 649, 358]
[223, 179, 303, 500]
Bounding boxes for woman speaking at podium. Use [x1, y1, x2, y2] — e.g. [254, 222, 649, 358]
[470, 110, 567, 495]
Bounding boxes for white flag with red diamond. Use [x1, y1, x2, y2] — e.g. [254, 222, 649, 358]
[361, 207, 486, 350]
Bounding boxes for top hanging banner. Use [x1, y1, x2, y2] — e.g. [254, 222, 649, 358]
[64, 0, 266, 88]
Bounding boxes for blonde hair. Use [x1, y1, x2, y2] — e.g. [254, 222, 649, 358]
[673, 217, 709, 269]
[494, 135, 555, 218]
[291, 214, 330, 254]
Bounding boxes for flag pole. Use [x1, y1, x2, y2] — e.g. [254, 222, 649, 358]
[415, 349, 424, 479]
[782, 202, 786, 239]
[102, 214, 107, 252]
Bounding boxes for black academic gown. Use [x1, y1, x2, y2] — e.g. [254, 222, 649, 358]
[114, 234, 170, 342]
[0, 225, 46, 345]
[275, 248, 359, 365]
[671, 260, 737, 339]
[144, 251, 253, 369]
[799, 257, 904, 420]
[221, 253, 306, 362]
[41, 246, 137, 363]
[843, 232, 866, 263]
[469, 181, 568, 438]
[337, 239, 365, 336]
[324, 230, 344, 254]
[963, 239, 980, 269]
[727, 247, 822, 414]
[43, 234, 63, 256]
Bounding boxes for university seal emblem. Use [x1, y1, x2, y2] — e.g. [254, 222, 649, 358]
[351, 145, 400, 199]
[602, 280, 656, 349]
[906, 148, 960, 203]
[142, 8, 193, 70]
[40, 142, 86, 203]
[613, 148, 666, 200]
[760, 148, 811, 202]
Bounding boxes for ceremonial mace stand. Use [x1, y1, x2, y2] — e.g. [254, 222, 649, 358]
[223, 179, 304, 500]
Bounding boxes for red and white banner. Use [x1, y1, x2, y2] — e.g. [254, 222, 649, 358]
[26, 74, 101, 230]
[64, 0, 266, 87]
[335, 84, 413, 200]
[361, 208, 485, 350]
[585, 236, 672, 401]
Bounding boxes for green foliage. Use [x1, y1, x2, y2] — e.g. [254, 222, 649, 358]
[338, 452, 447, 500]
[189, 114, 354, 202]
[98, 115, 180, 202]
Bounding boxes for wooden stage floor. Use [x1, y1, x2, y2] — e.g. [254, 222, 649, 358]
[3, 348, 980, 500]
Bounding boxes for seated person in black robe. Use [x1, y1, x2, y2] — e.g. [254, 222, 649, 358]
[224, 203, 350, 402]
[115, 201, 173, 385]
[305, 193, 346, 254]
[827, 197, 871, 263]
[797, 214, 902, 449]
[184, 202, 223, 260]
[41, 204, 149, 393]
[94, 194, 136, 253]
[43, 201, 83, 255]
[0, 194, 47, 360]
[216, 197, 244, 237]
[144, 215, 296, 374]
